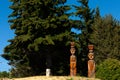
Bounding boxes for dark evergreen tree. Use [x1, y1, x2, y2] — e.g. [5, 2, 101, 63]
[2, 0, 73, 77]
[74, 0, 95, 76]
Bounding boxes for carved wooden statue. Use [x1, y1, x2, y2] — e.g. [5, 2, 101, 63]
[88, 45, 95, 78]
[70, 42, 77, 76]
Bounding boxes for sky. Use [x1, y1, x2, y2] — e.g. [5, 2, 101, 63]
[1, 0, 120, 72]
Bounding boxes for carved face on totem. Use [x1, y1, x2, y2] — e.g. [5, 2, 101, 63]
[88, 53, 94, 60]
[70, 48, 76, 55]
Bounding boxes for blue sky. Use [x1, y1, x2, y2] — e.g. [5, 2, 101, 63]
[0, 0, 120, 72]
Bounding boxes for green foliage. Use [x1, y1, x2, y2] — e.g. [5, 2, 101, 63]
[10, 65, 32, 78]
[96, 58, 120, 80]
[4, 0, 120, 78]
[90, 14, 120, 64]
[73, 0, 95, 76]
[0, 71, 9, 78]
[3, 0, 73, 77]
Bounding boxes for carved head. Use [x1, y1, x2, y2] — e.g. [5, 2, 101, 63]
[70, 48, 76, 55]
[88, 53, 94, 60]
[88, 45, 94, 50]
[70, 42, 75, 48]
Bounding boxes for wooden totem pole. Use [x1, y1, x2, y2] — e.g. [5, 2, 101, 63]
[70, 42, 77, 76]
[88, 45, 95, 78]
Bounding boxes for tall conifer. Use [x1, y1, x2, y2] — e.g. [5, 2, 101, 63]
[3, 0, 72, 76]
[90, 15, 120, 64]
[74, 0, 95, 76]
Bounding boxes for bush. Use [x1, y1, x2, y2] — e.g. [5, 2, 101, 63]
[96, 58, 120, 80]
[0, 71, 9, 78]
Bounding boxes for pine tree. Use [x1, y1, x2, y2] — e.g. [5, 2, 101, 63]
[90, 14, 120, 64]
[2, 0, 72, 76]
[74, 0, 95, 76]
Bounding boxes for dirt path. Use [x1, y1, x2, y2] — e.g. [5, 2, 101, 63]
[0, 76, 100, 80]
[12, 76, 100, 80]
